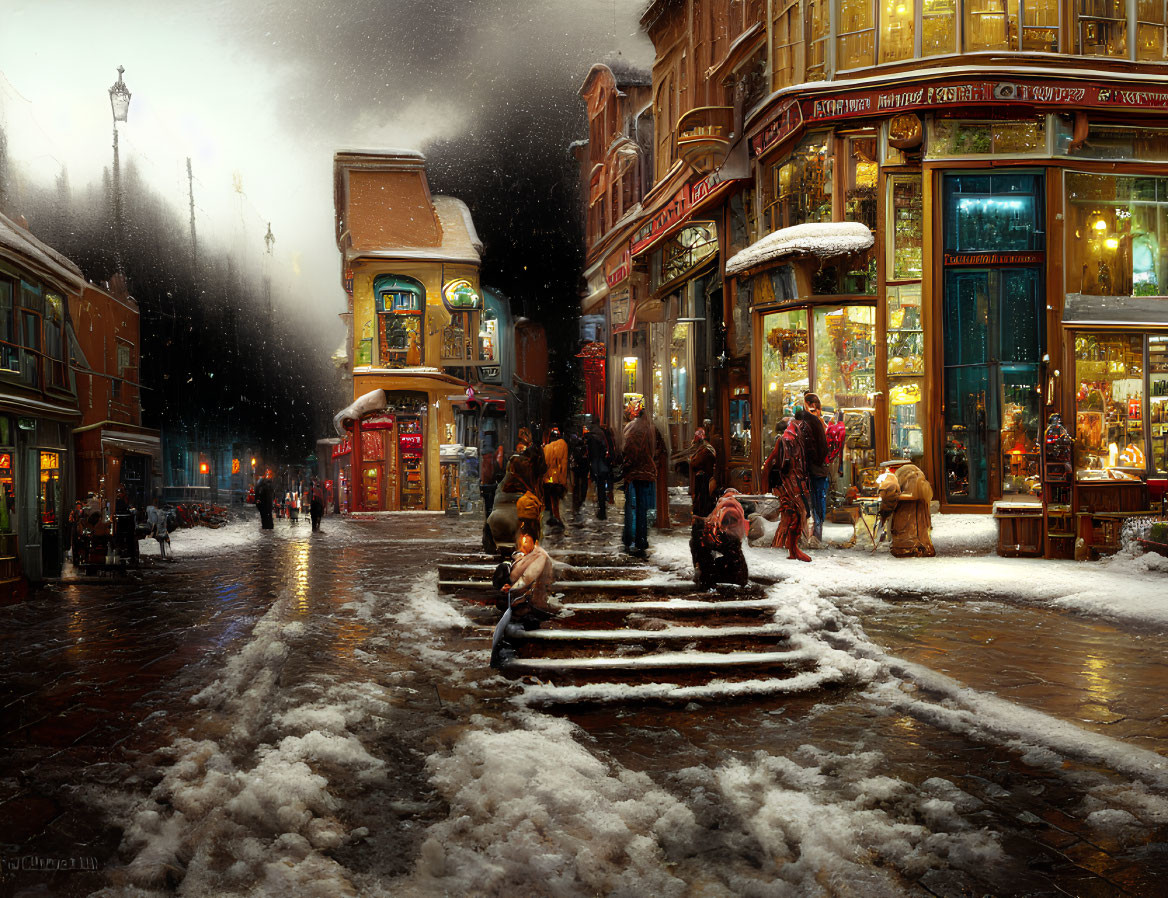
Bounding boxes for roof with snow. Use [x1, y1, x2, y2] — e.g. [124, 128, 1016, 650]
[0, 211, 86, 294]
[725, 222, 874, 277]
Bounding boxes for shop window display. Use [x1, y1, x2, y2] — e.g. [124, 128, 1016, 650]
[768, 132, 833, 231]
[1137, 0, 1168, 60]
[1077, 0, 1128, 57]
[376, 283, 424, 368]
[888, 175, 924, 280]
[760, 309, 809, 446]
[845, 135, 879, 229]
[1075, 333, 1145, 479]
[1066, 172, 1168, 297]
[929, 118, 1047, 158]
[814, 306, 877, 492]
[922, 0, 958, 54]
[887, 284, 926, 465]
[806, 0, 831, 79]
[1056, 124, 1168, 162]
[39, 450, 59, 527]
[670, 323, 694, 448]
[812, 249, 878, 296]
[880, 0, 915, 62]
[837, 0, 876, 68]
[1150, 335, 1168, 475]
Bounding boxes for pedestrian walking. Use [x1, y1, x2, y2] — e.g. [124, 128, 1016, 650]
[255, 477, 274, 530]
[763, 412, 813, 562]
[480, 443, 503, 517]
[287, 491, 299, 524]
[620, 400, 656, 557]
[585, 424, 613, 520]
[689, 427, 717, 518]
[146, 499, 172, 561]
[501, 448, 544, 542]
[309, 479, 325, 531]
[802, 392, 830, 542]
[542, 426, 569, 529]
[568, 426, 590, 517]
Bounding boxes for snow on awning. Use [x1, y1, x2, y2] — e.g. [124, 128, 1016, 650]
[332, 388, 387, 436]
[725, 222, 874, 277]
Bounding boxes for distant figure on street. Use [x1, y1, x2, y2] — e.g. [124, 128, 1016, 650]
[255, 477, 274, 530]
[585, 424, 614, 520]
[620, 400, 657, 558]
[542, 427, 569, 529]
[146, 499, 172, 561]
[310, 479, 325, 531]
[480, 443, 503, 517]
[568, 426, 591, 517]
[287, 491, 299, 524]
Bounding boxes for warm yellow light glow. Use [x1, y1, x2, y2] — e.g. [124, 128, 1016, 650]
[769, 382, 778, 392]
[1108, 442, 1119, 467]
[1094, 219, 1108, 231]
[1104, 237, 1119, 250]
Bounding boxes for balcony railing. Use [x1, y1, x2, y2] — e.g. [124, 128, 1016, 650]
[676, 106, 735, 174]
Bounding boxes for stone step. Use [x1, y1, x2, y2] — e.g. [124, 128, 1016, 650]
[437, 563, 652, 583]
[499, 646, 819, 687]
[438, 579, 699, 597]
[514, 668, 843, 705]
[440, 550, 649, 567]
[510, 623, 791, 659]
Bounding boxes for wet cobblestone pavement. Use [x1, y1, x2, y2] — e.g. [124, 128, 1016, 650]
[0, 509, 1165, 896]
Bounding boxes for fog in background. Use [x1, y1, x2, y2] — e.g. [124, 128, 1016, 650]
[2, 0, 653, 354]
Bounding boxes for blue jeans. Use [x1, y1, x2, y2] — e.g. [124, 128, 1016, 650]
[622, 480, 652, 551]
[810, 475, 829, 536]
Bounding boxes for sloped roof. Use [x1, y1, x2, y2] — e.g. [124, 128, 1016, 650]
[0, 212, 85, 293]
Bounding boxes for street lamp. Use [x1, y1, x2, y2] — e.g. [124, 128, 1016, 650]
[108, 66, 131, 275]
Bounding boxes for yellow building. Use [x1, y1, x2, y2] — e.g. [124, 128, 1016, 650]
[332, 150, 486, 512]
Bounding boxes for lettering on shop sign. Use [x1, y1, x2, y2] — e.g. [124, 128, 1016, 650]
[753, 77, 1168, 157]
[481, 366, 500, 379]
[631, 186, 691, 255]
[944, 251, 1045, 266]
[751, 98, 802, 156]
[604, 247, 630, 286]
[332, 436, 352, 459]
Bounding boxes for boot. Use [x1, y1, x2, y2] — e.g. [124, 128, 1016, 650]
[788, 532, 812, 563]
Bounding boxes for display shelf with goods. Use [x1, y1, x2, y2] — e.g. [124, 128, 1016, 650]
[888, 175, 923, 281]
[1041, 412, 1076, 559]
[1074, 332, 1146, 481]
[886, 283, 925, 466]
[1150, 336, 1168, 475]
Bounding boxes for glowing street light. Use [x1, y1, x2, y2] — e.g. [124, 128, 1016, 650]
[108, 66, 132, 275]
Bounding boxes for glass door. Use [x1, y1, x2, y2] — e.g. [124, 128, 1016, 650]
[943, 267, 1043, 504]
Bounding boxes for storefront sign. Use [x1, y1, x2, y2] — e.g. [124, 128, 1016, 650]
[362, 413, 396, 431]
[332, 436, 352, 459]
[631, 185, 692, 255]
[610, 287, 632, 328]
[753, 78, 1168, 157]
[40, 451, 59, 470]
[0, 454, 10, 469]
[604, 247, 631, 286]
[943, 251, 1045, 266]
[750, 97, 803, 156]
[399, 433, 423, 454]
[442, 278, 480, 310]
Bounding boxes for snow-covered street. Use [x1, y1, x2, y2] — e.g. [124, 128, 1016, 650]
[1, 510, 1166, 896]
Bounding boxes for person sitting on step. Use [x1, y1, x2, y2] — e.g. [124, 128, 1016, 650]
[690, 494, 750, 587]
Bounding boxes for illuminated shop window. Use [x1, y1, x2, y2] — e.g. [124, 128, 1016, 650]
[928, 117, 1047, 158]
[923, 0, 958, 55]
[838, 0, 877, 68]
[806, 0, 831, 79]
[1066, 172, 1168, 297]
[39, 450, 59, 527]
[813, 305, 876, 413]
[888, 174, 924, 280]
[766, 131, 833, 231]
[1137, 0, 1168, 59]
[880, 0, 916, 62]
[1074, 333, 1145, 479]
[886, 284, 926, 465]
[375, 276, 425, 368]
[760, 309, 809, 444]
[1077, 0, 1129, 57]
[844, 135, 879, 229]
[772, 0, 800, 86]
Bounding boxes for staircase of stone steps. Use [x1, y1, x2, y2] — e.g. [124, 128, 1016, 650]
[438, 549, 836, 703]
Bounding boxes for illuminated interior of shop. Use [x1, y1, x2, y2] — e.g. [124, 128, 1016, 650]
[761, 309, 809, 445]
[887, 283, 926, 465]
[766, 131, 833, 232]
[1074, 332, 1150, 480]
[1066, 172, 1168, 298]
[39, 451, 59, 528]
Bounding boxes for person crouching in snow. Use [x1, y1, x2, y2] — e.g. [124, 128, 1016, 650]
[490, 525, 558, 667]
[877, 464, 936, 557]
[690, 495, 750, 587]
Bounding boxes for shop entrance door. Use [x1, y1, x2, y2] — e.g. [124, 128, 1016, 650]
[942, 267, 1044, 504]
[361, 464, 382, 510]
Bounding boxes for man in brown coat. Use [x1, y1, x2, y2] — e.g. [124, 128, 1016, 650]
[620, 401, 656, 557]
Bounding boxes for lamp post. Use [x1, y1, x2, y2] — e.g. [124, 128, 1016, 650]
[108, 66, 131, 275]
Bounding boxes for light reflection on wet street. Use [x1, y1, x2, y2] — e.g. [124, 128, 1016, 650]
[0, 511, 1165, 896]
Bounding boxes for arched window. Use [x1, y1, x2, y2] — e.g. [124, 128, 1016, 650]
[374, 275, 424, 368]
